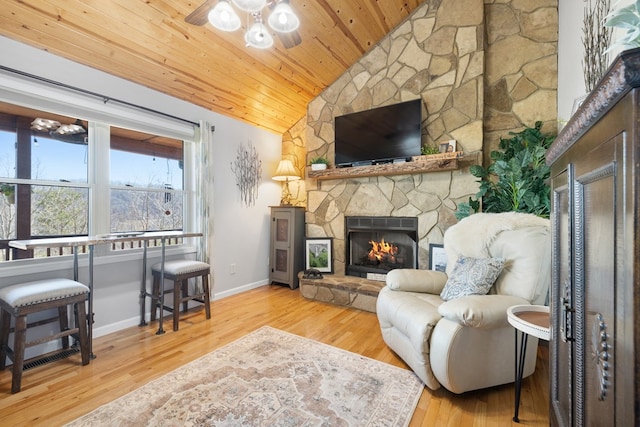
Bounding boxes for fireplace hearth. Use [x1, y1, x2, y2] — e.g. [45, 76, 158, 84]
[346, 216, 418, 280]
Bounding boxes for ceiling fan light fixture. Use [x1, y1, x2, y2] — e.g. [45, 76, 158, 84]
[208, 0, 241, 31]
[268, 1, 299, 33]
[244, 20, 274, 49]
[231, 0, 266, 12]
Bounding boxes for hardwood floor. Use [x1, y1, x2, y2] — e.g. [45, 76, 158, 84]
[0, 285, 549, 426]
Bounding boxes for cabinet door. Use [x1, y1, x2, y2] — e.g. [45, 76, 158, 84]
[271, 210, 293, 284]
[550, 166, 573, 427]
[572, 134, 619, 426]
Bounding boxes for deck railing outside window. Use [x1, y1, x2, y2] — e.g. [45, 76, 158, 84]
[1, 234, 184, 262]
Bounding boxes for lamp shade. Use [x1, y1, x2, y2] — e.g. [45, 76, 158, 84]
[268, 1, 300, 33]
[272, 159, 300, 181]
[208, 0, 241, 32]
[231, 0, 266, 12]
[245, 21, 274, 49]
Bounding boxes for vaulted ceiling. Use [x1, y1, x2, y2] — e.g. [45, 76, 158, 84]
[0, 0, 423, 135]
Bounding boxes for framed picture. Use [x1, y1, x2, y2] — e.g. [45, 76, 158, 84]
[305, 238, 333, 273]
[429, 243, 447, 272]
[439, 139, 456, 153]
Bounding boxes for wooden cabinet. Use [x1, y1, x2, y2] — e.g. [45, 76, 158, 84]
[269, 206, 305, 289]
[546, 48, 640, 426]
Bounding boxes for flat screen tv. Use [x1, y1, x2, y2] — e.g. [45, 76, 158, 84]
[334, 99, 422, 167]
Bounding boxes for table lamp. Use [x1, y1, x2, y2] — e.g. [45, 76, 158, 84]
[272, 159, 300, 206]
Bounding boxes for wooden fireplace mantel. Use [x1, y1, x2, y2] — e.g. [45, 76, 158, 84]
[307, 153, 462, 180]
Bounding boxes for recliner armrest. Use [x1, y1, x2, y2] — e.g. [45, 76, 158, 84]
[386, 269, 448, 293]
[438, 294, 530, 328]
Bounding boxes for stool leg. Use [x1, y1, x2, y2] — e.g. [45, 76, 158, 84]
[181, 279, 189, 313]
[173, 280, 180, 331]
[11, 314, 27, 393]
[151, 275, 160, 322]
[76, 300, 90, 366]
[58, 305, 70, 350]
[203, 274, 211, 320]
[0, 309, 10, 370]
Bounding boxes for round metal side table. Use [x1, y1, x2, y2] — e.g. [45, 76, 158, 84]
[507, 304, 550, 423]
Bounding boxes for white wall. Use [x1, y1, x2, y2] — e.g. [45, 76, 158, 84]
[0, 35, 284, 339]
[210, 116, 283, 298]
[558, 1, 586, 123]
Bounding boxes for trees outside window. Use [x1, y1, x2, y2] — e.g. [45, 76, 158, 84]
[0, 104, 185, 261]
[109, 126, 183, 233]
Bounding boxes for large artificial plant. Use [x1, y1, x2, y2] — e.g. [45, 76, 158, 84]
[605, 0, 640, 51]
[456, 121, 555, 220]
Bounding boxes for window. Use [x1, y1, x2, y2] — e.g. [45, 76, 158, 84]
[109, 126, 184, 233]
[0, 103, 188, 261]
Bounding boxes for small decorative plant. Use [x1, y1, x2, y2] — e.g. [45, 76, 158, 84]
[310, 156, 330, 170]
[455, 122, 555, 220]
[421, 145, 440, 155]
[310, 156, 330, 165]
[605, 0, 640, 51]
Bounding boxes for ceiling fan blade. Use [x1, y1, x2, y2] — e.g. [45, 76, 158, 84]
[185, 0, 217, 26]
[277, 31, 302, 49]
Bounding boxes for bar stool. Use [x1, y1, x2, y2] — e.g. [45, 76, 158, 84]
[151, 260, 211, 331]
[0, 278, 90, 393]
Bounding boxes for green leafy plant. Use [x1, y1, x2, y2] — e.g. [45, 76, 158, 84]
[0, 183, 14, 195]
[605, 0, 640, 51]
[421, 145, 440, 155]
[310, 156, 330, 165]
[455, 122, 555, 220]
[0, 183, 15, 204]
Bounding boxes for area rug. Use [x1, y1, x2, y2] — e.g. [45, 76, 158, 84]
[65, 326, 423, 427]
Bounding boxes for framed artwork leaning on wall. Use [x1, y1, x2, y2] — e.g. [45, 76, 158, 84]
[305, 238, 333, 273]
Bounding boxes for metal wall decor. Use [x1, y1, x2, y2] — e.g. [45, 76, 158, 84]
[230, 142, 262, 207]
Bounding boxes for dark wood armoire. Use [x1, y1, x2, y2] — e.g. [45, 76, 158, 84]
[546, 48, 640, 426]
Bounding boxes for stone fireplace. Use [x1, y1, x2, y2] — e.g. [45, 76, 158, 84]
[346, 216, 418, 279]
[282, 0, 557, 278]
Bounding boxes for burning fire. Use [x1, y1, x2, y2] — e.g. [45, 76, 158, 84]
[368, 238, 399, 264]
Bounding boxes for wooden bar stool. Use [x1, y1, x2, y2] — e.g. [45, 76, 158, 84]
[151, 260, 211, 331]
[0, 278, 90, 393]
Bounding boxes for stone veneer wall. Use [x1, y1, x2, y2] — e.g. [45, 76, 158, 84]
[282, 0, 558, 276]
[484, 0, 558, 152]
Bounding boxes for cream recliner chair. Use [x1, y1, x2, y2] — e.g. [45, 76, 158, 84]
[376, 212, 550, 393]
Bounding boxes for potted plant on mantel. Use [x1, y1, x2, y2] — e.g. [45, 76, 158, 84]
[412, 142, 463, 162]
[310, 156, 330, 171]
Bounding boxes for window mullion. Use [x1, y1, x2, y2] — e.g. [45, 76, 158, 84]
[89, 122, 111, 237]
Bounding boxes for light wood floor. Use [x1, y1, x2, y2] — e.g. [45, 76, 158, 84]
[0, 284, 549, 426]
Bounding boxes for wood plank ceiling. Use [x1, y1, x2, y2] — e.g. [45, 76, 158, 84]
[0, 0, 423, 135]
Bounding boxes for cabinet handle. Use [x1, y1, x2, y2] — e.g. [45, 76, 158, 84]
[561, 279, 574, 342]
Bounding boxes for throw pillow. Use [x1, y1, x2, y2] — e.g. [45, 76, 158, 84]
[440, 256, 505, 301]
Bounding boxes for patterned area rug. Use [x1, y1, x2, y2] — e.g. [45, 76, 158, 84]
[65, 326, 423, 426]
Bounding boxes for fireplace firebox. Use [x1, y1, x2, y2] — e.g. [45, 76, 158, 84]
[345, 216, 418, 279]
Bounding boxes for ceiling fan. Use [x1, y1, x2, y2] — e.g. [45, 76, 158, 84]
[185, 0, 302, 49]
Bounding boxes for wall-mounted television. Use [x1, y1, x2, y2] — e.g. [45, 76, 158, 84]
[334, 99, 422, 168]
